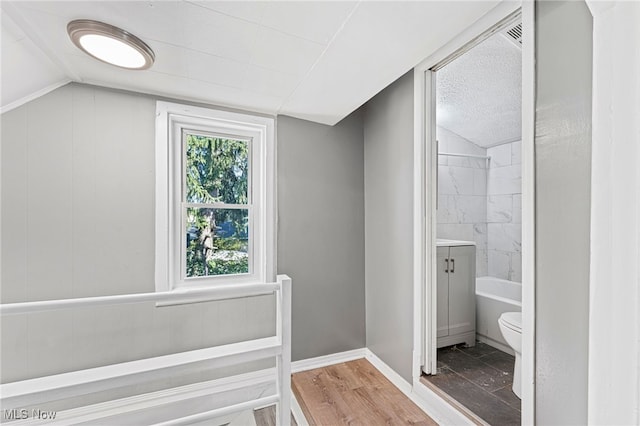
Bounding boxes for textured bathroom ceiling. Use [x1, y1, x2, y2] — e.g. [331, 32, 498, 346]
[437, 32, 521, 147]
[1, 1, 506, 124]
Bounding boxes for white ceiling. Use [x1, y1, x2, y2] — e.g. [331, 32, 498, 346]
[437, 31, 521, 147]
[2, 1, 503, 125]
[1, 9, 69, 110]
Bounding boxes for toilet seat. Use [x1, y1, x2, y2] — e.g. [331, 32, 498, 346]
[499, 312, 522, 333]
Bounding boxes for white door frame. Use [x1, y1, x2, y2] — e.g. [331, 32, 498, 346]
[411, 1, 535, 424]
[586, 1, 640, 423]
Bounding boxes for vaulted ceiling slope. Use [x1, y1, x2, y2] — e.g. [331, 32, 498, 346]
[1, 9, 69, 111]
[2, 1, 501, 125]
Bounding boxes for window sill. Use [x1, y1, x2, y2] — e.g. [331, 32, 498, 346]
[154, 281, 276, 308]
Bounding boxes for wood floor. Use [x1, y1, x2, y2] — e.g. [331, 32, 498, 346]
[291, 358, 437, 425]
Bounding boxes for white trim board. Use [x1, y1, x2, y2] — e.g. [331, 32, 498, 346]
[412, 0, 523, 378]
[0, 79, 71, 115]
[585, 1, 640, 424]
[520, 1, 536, 423]
[9, 367, 310, 426]
[11, 369, 276, 426]
[290, 390, 310, 426]
[0, 336, 282, 408]
[154, 101, 276, 294]
[411, 1, 535, 424]
[291, 348, 366, 373]
[364, 349, 412, 396]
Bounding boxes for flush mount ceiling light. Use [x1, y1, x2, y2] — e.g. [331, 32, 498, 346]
[67, 20, 154, 70]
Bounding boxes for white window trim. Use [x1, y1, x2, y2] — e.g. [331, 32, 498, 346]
[155, 101, 276, 293]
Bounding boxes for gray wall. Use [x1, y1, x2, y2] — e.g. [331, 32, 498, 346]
[535, 1, 592, 424]
[0, 84, 342, 386]
[363, 71, 415, 382]
[277, 114, 366, 362]
[0, 83, 367, 384]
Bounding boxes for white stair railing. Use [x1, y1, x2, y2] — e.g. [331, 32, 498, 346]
[0, 275, 292, 426]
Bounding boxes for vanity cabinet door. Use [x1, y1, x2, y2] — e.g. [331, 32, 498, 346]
[436, 246, 450, 338]
[447, 245, 476, 337]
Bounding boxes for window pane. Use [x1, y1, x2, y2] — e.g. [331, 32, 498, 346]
[186, 207, 249, 278]
[185, 134, 249, 204]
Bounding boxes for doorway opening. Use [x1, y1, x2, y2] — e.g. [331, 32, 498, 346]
[424, 19, 523, 424]
[412, 4, 535, 424]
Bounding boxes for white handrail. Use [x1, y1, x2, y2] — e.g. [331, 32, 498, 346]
[154, 394, 280, 426]
[0, 282, 280, 315]
[1, 337, 282, 408]
[276, 275, 292, 426]
[0, 275, 293, 426]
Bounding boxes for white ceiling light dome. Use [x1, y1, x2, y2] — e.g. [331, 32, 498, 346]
[67, 20, 155, 70]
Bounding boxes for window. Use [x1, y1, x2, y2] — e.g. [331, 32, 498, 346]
[155, 102, 275, 291]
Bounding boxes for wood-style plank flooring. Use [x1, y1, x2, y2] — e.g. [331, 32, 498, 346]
[292, 358, 437, 425]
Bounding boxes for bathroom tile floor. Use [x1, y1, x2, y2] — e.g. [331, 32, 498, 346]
[421, 342, 521, 426]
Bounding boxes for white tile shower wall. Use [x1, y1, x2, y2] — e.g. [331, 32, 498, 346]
[487, 141, 522, 282]
[436, 127, 488, 276]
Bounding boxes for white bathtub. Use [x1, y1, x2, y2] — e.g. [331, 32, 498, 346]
[476, 276, 522, 355]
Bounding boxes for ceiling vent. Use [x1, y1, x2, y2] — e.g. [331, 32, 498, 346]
[502, 22, 522, 49]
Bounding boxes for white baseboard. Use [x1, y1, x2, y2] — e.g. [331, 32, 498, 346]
[291, 348, 366, 373]
[364, 348, 474, 426]
[364, 348, 413, 395]
[290, 390, 309, 426]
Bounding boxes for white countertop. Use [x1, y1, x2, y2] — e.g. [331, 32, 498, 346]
[436, 239, 476, 247]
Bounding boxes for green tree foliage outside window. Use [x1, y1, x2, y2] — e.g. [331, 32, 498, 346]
[185, 134, 250, 277]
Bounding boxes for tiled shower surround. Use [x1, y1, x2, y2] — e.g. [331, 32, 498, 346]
[437, 127, 522, 282]
[437, 127, 489, 276]
[486, 141, 521, 282]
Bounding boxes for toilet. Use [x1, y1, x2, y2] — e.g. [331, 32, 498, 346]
[498, 312, 522, 399]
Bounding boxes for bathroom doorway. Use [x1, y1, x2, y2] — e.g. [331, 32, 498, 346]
[411, 3, 535, 424]
[426, 18, 523, 424]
